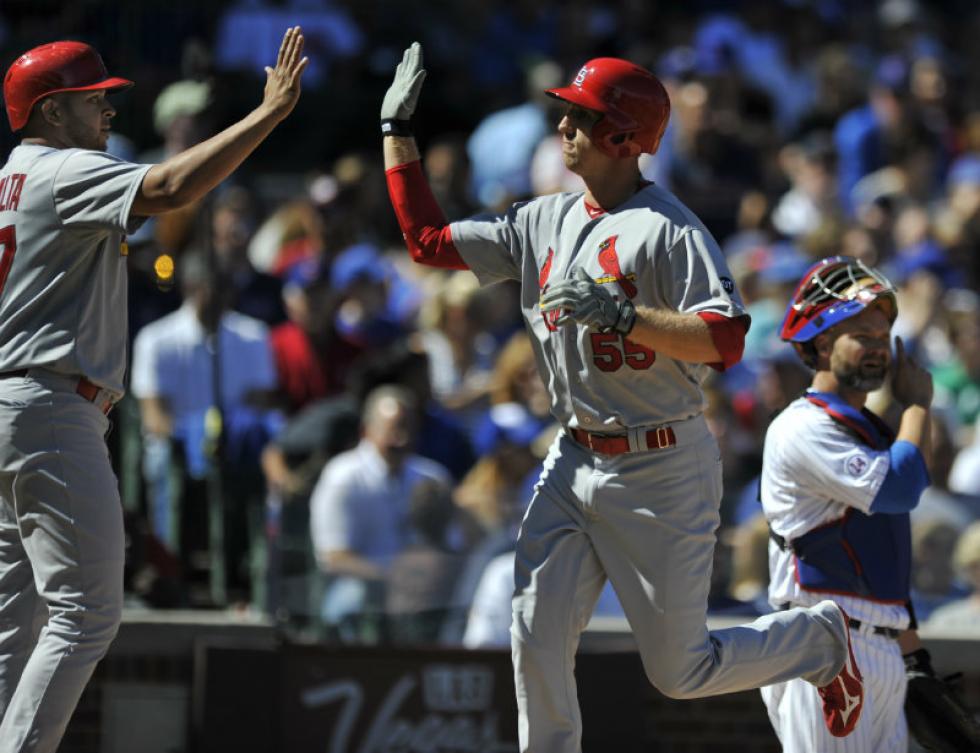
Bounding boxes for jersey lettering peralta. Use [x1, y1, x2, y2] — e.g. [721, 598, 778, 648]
[0, 145, 152, 395]
[450, 183, 746, 430]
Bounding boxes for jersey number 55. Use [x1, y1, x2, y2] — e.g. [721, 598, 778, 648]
[590, 332, 655, 372]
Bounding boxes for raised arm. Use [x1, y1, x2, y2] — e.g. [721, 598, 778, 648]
[381, 43, 467, 269]
[131, 27, 308, 216]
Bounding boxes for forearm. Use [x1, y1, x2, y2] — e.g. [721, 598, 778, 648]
[384, 146, 467, 269]
[898, 629, 922, 655]
[627, 306, 722, 363]
[896, 404, 930, 455]
[318, 549, 384, 580]
[383, 134, 420, 170]
[134, 105, 282, 215]
[139, 397, 173, 436]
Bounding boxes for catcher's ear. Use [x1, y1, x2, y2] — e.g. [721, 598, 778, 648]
[813, 333, 832, 358]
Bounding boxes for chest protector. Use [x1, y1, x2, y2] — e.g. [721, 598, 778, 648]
[780, 391, 912, 604]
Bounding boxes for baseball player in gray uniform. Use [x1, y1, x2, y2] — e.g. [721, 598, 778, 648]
[0, 30, 307, 752]
[760, 256, 933, 752]
[381, 44, 866, 751]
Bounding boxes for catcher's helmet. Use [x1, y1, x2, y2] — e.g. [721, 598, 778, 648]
[4, 41, 133, 131]
[546, 58, 670, 159]
[780, 255, 897, 344]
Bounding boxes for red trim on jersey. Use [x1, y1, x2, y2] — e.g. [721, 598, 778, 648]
[385, 160, 468, 269]
[804, 395, 876, 446]
[697, 312, 749, 371]
[583, 200, 605, 219]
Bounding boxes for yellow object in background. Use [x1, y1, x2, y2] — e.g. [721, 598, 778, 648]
[153, 254, 177, 291]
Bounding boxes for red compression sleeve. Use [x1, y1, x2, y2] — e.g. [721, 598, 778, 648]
[385, 160, 468, 269]
[697, 313, 750, 371]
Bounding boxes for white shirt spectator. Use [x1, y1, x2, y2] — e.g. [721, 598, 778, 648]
[310, 439, 450, 569]
[130, 303, 277, 414]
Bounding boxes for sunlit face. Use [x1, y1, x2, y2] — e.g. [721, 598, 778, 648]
[57, 89, 115, 151]
[819, 305, 892, 392]
[364, 396, 417, 468]
[556, 103, 604, 175]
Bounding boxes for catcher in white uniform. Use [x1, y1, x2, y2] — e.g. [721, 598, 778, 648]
[0, 31, 306, 753]
[759, 256, 935, 752]
[382, 44, 866, 752]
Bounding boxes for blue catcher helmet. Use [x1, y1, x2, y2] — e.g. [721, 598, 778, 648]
[780, 255, 897, 344]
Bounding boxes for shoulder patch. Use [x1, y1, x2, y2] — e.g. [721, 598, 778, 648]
[720, 276, 734, 294]
[844, 451, 871, 478]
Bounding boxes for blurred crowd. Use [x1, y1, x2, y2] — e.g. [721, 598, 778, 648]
[5, 0, 980, 645]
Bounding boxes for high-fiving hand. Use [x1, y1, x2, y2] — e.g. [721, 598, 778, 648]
[540, 267, 637, 335]
[262, 26, 309, 122]
[381, 42, 427, 122]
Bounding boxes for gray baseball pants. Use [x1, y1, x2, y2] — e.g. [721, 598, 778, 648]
[511, 417, 848, 753]
[0, 372, 123, 753]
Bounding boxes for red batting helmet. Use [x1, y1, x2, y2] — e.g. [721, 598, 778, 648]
[3, 41, 133, 131]
[546, 58, 670, 159]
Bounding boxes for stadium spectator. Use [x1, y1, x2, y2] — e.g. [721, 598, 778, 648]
[130, 253, 280, 603]
[309, 385, 451, 641]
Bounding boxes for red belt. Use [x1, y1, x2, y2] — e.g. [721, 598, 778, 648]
[0, 370, 113, 415]
[570, 425, 676, 455]
[75, 377, 114, 415]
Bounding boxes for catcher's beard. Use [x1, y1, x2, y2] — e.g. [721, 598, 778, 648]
[834, 359, 887, 393]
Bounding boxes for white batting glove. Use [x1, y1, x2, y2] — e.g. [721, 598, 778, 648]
[380, 42, 427, 126]
[539, 268, 636, 335]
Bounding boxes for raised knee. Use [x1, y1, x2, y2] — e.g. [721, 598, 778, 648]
[643, 662, 703, 700]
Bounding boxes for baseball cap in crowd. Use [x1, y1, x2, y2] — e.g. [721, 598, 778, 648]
[888, 240, 963, 288]
[759, 243, 814, 285]
[947, 153, 980, 189]
[153, 79, 211, 135]
[329, 243, 388, 291]
[281, 256, 327, 296]
[472, 403, 548, 457]
[873, 54, 910, 93]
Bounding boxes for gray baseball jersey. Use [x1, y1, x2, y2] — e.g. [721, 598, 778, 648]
[446, 184, 851, 753]
[451, 182, 745, 429]
[0, 144, 152, 394]
[0, 143, 150, 752]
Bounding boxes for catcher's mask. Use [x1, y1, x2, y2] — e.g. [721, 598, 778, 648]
[780, 255, 897, 367]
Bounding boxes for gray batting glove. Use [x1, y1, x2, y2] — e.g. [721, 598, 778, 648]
[381, 42, 426, 121]
[540, 267, 637, 335]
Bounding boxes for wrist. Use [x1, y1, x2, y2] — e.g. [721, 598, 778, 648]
[614, 299, 636, 336]
[381, 118, 414, 137]
[904, 647, 934, 675]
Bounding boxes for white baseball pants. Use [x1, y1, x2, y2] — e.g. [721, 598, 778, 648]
[511, 419, 848, 753]
[762, 628, 907, 752]
[0, 373, 124, 753]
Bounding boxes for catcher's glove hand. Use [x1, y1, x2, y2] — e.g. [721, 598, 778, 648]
[904, 648, 980, 753]
[539, 267, 637, 335]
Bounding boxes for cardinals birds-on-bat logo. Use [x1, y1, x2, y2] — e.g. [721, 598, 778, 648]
[539, 247, 560, 331]
[597, 236, 637, 299]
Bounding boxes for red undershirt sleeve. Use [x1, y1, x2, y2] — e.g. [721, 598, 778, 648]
[697, 312, 750, 371]
[385, 160, 469, 270]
